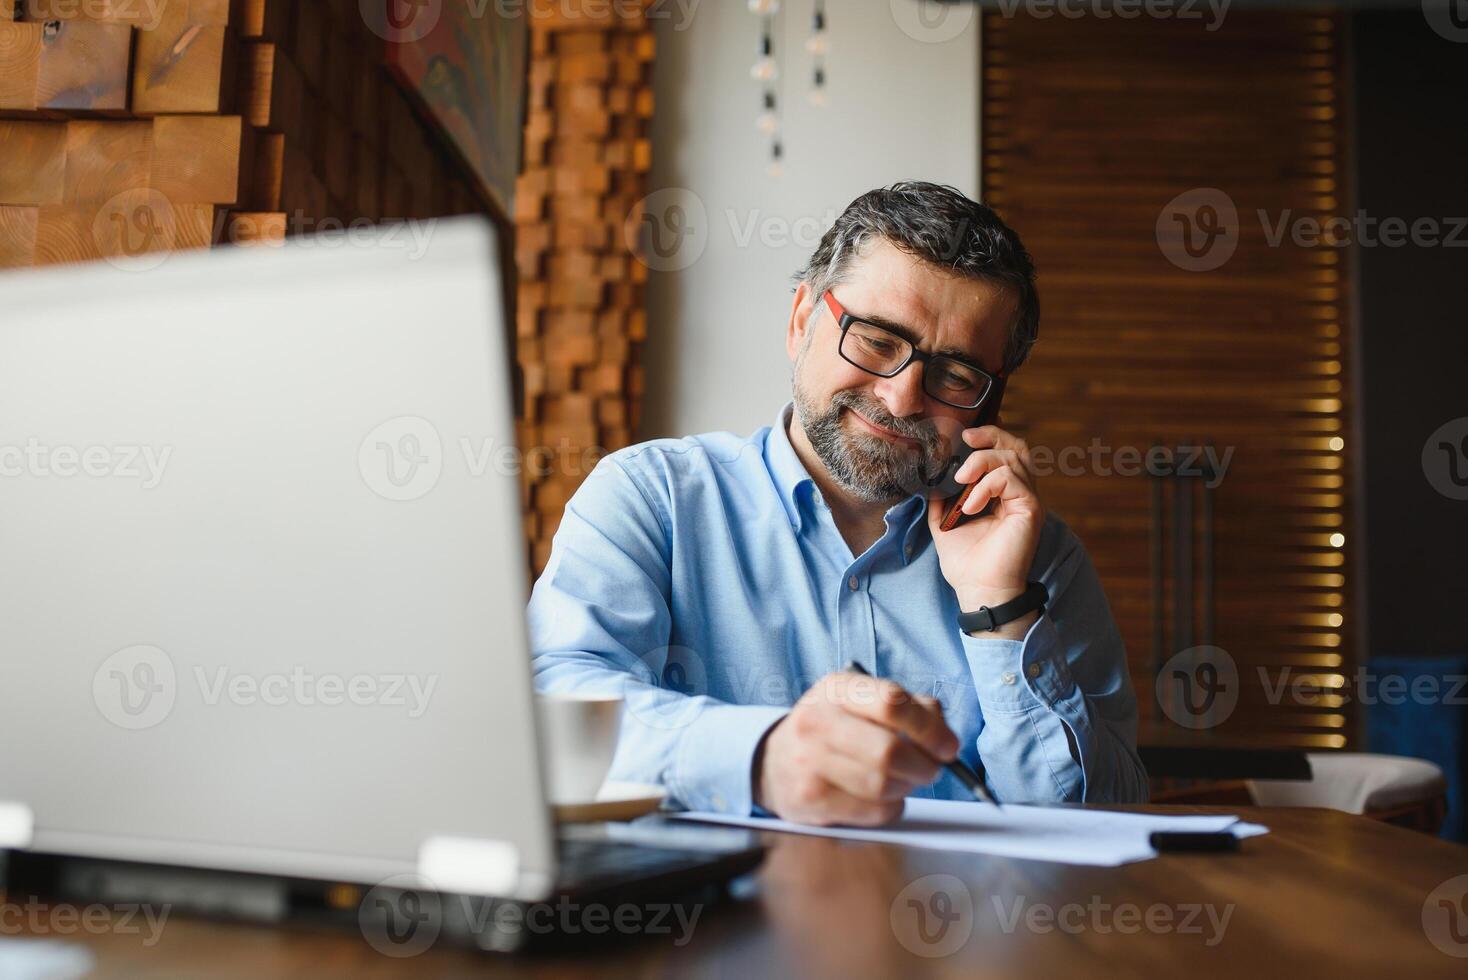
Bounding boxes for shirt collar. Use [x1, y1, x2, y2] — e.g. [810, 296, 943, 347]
[764, 402, 933, 563]
[765, 402, 816, 532]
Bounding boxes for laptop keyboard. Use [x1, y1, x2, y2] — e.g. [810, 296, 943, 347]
[554, 837, 719, 894]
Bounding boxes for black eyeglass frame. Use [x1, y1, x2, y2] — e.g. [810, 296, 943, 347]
[822, 290, 1004, 411]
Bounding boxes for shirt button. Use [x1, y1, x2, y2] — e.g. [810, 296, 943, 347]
[1001, 671, 1017, 686]
[711, 793, 727, 811]
[847, 575, 859, 591]
[1027, 663, 1042, 679]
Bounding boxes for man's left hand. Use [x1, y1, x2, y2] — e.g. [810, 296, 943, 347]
[926, 424, 1045, 640]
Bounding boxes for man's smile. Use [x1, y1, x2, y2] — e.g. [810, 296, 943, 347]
[844, 406, 920, 445]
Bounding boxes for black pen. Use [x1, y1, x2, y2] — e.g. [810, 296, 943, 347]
[843, 661, 1001, 809]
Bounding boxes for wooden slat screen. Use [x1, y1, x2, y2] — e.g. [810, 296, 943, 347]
[982, 10, 1353, 748]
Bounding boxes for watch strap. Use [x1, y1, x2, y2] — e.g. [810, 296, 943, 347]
[958, 581, 1048, 634]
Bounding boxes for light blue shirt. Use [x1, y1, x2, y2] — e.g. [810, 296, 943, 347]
[529, 403, 1147, 814]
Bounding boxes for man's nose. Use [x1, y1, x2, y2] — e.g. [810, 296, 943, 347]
[871, 361, 928, 419]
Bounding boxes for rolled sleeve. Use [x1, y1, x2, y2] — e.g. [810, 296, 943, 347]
[961, 614, 1079, 713]
[953, 530, 1147, 804]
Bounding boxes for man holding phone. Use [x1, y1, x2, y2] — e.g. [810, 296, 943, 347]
[530, 182, 1147, 825]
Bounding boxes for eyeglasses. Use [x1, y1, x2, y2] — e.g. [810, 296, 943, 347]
[822, 290, 1001, 411]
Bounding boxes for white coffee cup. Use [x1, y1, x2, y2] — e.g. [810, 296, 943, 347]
[535, 692, 623, 805]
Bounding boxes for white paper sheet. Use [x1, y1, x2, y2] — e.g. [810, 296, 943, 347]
[672, 798, 1268, 866]
[0, 939, 94, 980]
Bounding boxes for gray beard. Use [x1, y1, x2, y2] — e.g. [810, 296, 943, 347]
[792, 372, 945, 504]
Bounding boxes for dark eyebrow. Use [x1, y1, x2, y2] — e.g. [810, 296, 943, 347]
[849, 308, 988, 370]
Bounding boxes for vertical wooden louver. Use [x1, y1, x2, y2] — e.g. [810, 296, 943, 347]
[982, 10, 1353, 748]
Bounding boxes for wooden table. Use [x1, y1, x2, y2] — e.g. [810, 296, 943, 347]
[5, 807, 1467, 978]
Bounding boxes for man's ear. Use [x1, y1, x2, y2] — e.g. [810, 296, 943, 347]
[786, 282, 817, 363]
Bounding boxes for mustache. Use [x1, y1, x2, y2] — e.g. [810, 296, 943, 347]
[830, 390, 942, 451]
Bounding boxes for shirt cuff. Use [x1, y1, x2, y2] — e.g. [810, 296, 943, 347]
[670, 702, 789, 815]
[958, 613, 1078, 713]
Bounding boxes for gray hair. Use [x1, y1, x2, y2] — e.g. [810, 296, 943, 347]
[793, 181, 1040, 374]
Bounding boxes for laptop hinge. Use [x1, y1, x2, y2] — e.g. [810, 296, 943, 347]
[417, 836, 521, 897]
[0, 801, 34, 849]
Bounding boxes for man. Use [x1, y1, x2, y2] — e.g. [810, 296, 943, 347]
[529, 182, 1147, 826]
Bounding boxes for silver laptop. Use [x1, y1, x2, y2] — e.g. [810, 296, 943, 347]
[0, 219, 758, 943]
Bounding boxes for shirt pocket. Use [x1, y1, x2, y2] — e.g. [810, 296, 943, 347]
[930, 675, 980, 741]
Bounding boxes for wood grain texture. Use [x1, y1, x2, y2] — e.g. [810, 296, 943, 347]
[239, 41, 277, 127]
[0, 204, 39, 267]
[3, 0, 498, 282]
[34, 19, 133, 110]
[0, 120, 69, 205]
[0, 20, 45, 110]
[33, 202, 104, 264]
[170, 200, 217, 248]
[61, 119, 153, 203]
[131, 0, 231, 113]
[149, 114, 242, 205]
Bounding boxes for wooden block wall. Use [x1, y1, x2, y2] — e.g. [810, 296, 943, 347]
[0, 115, 232, 266]
[514, 3, 655, 574]
[1, 0, 486, 259]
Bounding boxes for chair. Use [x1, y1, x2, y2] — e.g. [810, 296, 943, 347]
[1247, 753, 1449, 834]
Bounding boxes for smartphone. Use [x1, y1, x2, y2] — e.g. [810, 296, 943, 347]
[937, 376, 1007, 532]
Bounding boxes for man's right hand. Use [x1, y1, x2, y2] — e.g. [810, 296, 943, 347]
[752, 671, 960, 826]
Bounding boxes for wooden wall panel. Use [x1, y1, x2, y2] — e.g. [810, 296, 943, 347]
[0, 120, 67, 204]
[32, 18, 133, 110]
[131, 0, 232, 114]
[983, 11, 1354, 748]
[0, 20, 44, 110]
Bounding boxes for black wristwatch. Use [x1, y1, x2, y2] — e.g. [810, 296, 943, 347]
[958, 581, 1048, 635]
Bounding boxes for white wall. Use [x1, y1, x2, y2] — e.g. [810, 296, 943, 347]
[640, 0, 980, 440]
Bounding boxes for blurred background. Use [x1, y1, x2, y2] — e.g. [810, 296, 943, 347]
[1, 0, 1464, 835]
